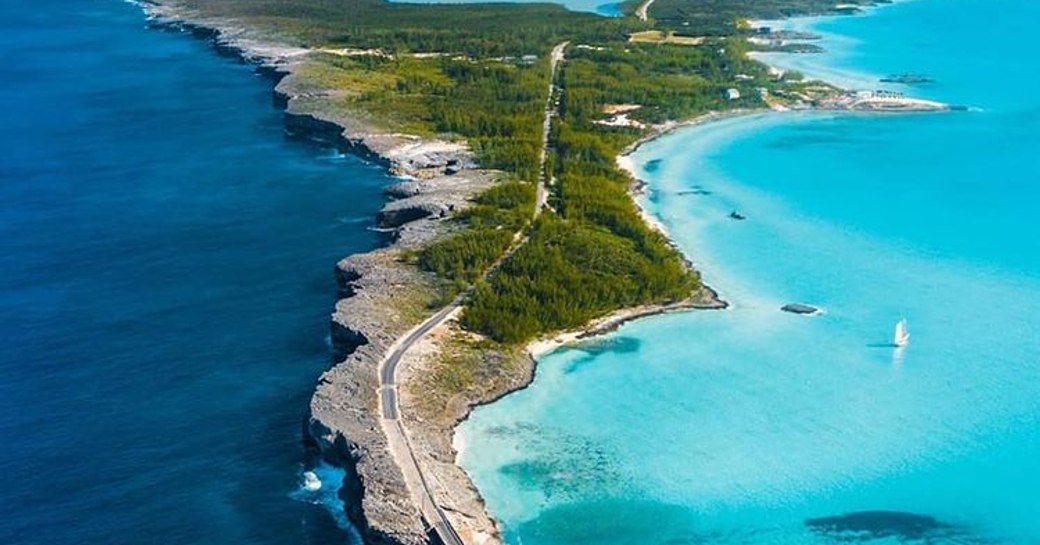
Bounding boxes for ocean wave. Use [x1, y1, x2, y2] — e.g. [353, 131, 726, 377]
[290, 462, 363, 545]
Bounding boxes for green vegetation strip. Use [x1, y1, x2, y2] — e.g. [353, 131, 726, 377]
[173, 0, 850, 351]
[459, 40, 778, 343]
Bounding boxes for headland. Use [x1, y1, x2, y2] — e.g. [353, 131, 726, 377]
[137, 1, 953, 544]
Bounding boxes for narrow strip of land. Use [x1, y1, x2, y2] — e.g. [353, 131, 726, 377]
[375, 41, 568, 545]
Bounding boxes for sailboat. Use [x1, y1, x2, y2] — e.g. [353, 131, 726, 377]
[893, 319, 910, 347]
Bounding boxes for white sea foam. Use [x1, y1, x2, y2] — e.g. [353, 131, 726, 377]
[302, 471, 322, 491]
[290, 462, 363, 544]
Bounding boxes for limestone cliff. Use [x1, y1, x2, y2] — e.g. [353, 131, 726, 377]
[142, 3, 500, 543]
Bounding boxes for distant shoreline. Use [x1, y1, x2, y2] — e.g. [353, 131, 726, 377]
[523, 0, 958, 357]
[515, 110, 760, 360]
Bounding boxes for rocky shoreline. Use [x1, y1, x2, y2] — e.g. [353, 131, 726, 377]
[139, 3, 725, 544]
[136, 3, 956, 543]
[141, 2, 503, 543]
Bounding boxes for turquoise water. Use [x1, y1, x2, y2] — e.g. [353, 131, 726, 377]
[458, 1, 1040, 544]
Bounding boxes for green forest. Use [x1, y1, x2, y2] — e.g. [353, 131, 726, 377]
[416, 180, 535, 288]
[174, 0, 846, 345]
[459, 40, 773, 342]
[170, 0, 636, 56]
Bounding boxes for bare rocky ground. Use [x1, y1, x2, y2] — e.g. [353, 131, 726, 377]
[142, 3, 506, 543]
[139, 5, 726, 545]
[312, 194, 500, 545]
[396, 323, 535, 545]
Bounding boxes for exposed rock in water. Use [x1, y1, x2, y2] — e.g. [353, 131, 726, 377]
[781, 303, 819, 315]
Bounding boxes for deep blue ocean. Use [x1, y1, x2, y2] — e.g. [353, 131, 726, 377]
[460, 1, 1040, 544]
[0, 1, 389, 543]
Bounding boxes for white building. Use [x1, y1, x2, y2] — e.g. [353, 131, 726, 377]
[725, 88, 741, 100]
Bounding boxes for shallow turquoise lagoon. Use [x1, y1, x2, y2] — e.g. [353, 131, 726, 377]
[458, 1, 1040, 544]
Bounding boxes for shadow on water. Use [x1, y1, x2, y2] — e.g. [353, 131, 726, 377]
[572, 336, 641, 357]
[514, 499, 712, 545]
[764, 120, 888, 151]
[677, 187, 713, 196]
[805, 511, 996, 544]
[563, 336, 641, 374]
[643, 159, 663, 173]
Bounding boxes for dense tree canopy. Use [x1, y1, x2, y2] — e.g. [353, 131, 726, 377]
[176, 0, 841, 343]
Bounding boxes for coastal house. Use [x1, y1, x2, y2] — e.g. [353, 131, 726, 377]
[725, 88, 741, 101]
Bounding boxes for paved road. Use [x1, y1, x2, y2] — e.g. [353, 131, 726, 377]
[535, 42, 568, 217]
[375, 42, 569, 545]
[379, 298, 462, 419]
[635, 0, 655, 21]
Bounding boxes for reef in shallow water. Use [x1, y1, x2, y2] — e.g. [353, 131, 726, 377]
[804, 511, 985, 543]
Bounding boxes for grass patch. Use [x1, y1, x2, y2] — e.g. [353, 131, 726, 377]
[628, 30, 706, 45]
[409, 330, 527, 423]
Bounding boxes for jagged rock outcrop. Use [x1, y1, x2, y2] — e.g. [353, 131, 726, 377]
[145, 2, 479, 182]
[309, 163, 495, 543]
[310, 250, 434, 545]
[284, 112, 347, 146]
[379, 201, 452, 228]
[275, 73, 479, 179]
[141, 3, 502, 543]
[378, 172, 497, 228]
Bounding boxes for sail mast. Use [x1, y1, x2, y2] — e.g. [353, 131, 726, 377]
[894, 319, 910, 347]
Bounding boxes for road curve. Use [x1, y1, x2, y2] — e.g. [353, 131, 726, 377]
[375, 41, 569, 545]
[379, 299, 461, 419]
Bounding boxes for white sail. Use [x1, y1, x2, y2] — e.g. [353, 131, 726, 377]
[894, 319, 910, 347]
